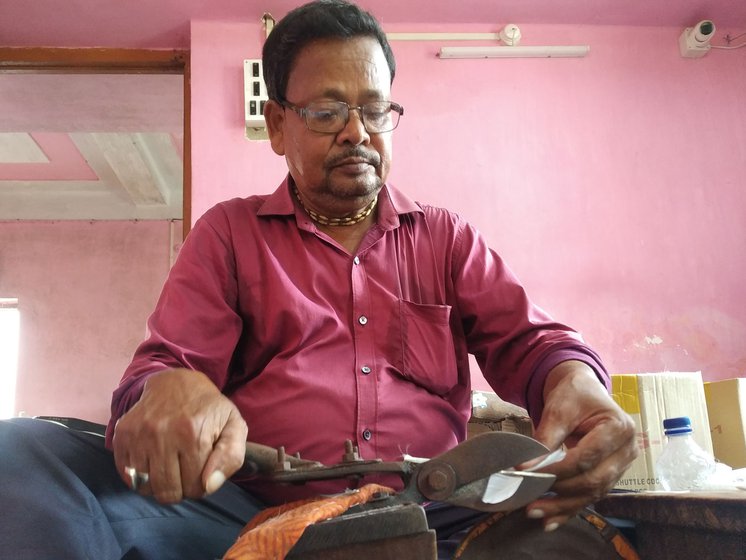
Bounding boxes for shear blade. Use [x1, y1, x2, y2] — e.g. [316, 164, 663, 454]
[447, 471, 556, 512]
[428, 431, 550, 486]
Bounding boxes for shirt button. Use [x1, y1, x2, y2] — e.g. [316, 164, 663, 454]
[353, 256, 360, 265]
[362, 429, 372, 441]
[358, 315, 368, 325]
[361, 365, 371, 375]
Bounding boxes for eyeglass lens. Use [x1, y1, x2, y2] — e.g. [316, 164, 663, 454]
[304, 101, 402, 133]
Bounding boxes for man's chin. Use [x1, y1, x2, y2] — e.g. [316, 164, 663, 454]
[326, 175, 382, 199]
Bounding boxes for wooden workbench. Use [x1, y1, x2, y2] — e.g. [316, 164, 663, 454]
[595, 491, 746, 560]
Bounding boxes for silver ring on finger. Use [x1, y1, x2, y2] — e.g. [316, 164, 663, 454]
[124, 466, 150, 491]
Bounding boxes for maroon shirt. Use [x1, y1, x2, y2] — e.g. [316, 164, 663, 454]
[107, 177, 608, 504]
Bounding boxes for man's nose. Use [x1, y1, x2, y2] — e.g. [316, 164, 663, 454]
[337, 107, 369, 145]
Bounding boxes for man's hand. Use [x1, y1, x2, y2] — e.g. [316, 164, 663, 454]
[112, 369, 248, 504]
[524, 361, 638, 531]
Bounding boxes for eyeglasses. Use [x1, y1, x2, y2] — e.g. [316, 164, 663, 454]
[281, 99, 404, 134]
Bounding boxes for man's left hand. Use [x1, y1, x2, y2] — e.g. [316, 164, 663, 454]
[524, 360, 638, 531]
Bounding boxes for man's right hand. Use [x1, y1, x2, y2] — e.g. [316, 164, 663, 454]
[111, 368, 248, 504]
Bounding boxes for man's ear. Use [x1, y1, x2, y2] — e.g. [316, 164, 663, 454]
[264, 100, 286, 156]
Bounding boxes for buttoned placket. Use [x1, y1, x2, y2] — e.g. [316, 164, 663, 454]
[350, 251, 378, 458]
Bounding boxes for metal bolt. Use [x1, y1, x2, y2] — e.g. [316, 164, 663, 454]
[275, 446, 292, 471]
[427, 469, 449, 491]
[418, 462, 456, 501]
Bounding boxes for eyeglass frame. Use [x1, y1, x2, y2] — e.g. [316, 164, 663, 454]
[278, 98, 405, 134]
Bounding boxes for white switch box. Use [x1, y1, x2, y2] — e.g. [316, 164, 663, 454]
[244, 59, 269, 140]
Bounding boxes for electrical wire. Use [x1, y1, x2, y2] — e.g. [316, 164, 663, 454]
[711, 30, 746, 50]
[710, 41, 746, 51]
[711, 42, 746, 50]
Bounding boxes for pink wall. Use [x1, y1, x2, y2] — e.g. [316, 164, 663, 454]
[4, 18, 742, 423]
[0, 220, 176, 422]
[192, 20, 746, 387]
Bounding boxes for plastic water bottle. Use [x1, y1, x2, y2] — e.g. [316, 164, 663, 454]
[656, 416, 716, 491]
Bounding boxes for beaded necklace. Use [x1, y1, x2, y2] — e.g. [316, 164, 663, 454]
[293, 186, 377, 226]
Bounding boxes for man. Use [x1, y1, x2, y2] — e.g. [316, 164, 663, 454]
[0, 1, 636, 558]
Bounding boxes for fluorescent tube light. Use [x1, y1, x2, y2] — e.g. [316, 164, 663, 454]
[438, 45, 590, 59]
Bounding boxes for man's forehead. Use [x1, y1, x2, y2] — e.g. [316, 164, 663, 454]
[292, 36, 387, 73]
[286, 36, 391, 97]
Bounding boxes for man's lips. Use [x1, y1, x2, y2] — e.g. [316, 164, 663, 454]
[330, 158, 375, 173]
[334, 156, 371, 166]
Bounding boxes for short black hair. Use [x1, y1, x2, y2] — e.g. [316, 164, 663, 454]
[262, 0, 396, 102]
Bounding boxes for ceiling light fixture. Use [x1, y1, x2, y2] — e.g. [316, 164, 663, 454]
[439, 45, 590, 59]
[438, 24, 589, 59]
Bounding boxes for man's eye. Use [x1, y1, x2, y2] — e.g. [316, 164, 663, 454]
[365, 105, 390, 120]
[366, 112, 389, 125]
[311, 110, 340, 122]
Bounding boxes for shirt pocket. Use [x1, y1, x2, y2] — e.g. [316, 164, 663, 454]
[396, 299, 458, 396]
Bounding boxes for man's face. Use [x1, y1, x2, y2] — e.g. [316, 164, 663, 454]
[266, 36, 393, 205]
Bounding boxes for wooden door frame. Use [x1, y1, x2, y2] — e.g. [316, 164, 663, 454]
[0, 47, 192, 237]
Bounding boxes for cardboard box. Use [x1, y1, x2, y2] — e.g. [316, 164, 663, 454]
[611, 372, 713, 491]
[611, 374, 651, 491]
[704, 378, 746, 469]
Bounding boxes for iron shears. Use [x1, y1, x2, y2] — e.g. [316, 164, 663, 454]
[245, 431, 558, 512]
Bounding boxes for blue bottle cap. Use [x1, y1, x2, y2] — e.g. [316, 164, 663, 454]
[663, 416, 692, 434]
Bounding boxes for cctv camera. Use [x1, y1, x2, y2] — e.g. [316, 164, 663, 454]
[692, 20, 716, 43]
[679, 20, 716, 58]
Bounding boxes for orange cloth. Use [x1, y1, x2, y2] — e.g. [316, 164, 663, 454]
[223, 483, 395, 560]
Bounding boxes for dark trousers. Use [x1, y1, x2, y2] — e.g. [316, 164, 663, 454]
[0, 418, 262, 559]
[0, 418, 484, 559]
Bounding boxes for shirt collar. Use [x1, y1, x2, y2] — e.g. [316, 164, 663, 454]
[256, 176, 296, 217]
[257, 174, 424, 229]
[376, 180, 423, 230]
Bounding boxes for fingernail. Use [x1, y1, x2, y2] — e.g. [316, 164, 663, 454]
[545, 522, 560, 532]
[527, 509, 545, 519]
[205, 470, 226, 494]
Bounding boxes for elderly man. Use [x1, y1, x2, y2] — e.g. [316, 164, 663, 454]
[0, 1, 636, 558]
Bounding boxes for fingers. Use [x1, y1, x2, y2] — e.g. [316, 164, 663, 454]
[202, 408, 249, 495]
[111, 369, 249, 504]
[113, 418, 152, 494]
[151, 421, 196, 502]
[525, 362, 639, 530]
[115, 414, 194, 503]
[525, 443, 633, 530]
[540, 414, 635, 480]
[134, 413, 238, 502]
[526, 415, 638, 530]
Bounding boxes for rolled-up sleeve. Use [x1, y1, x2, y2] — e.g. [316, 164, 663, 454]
[105, 209, 243, 446]
[450, 217, 609, 422]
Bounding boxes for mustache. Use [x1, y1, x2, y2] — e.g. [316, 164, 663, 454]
[325, 148, 381, 169]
